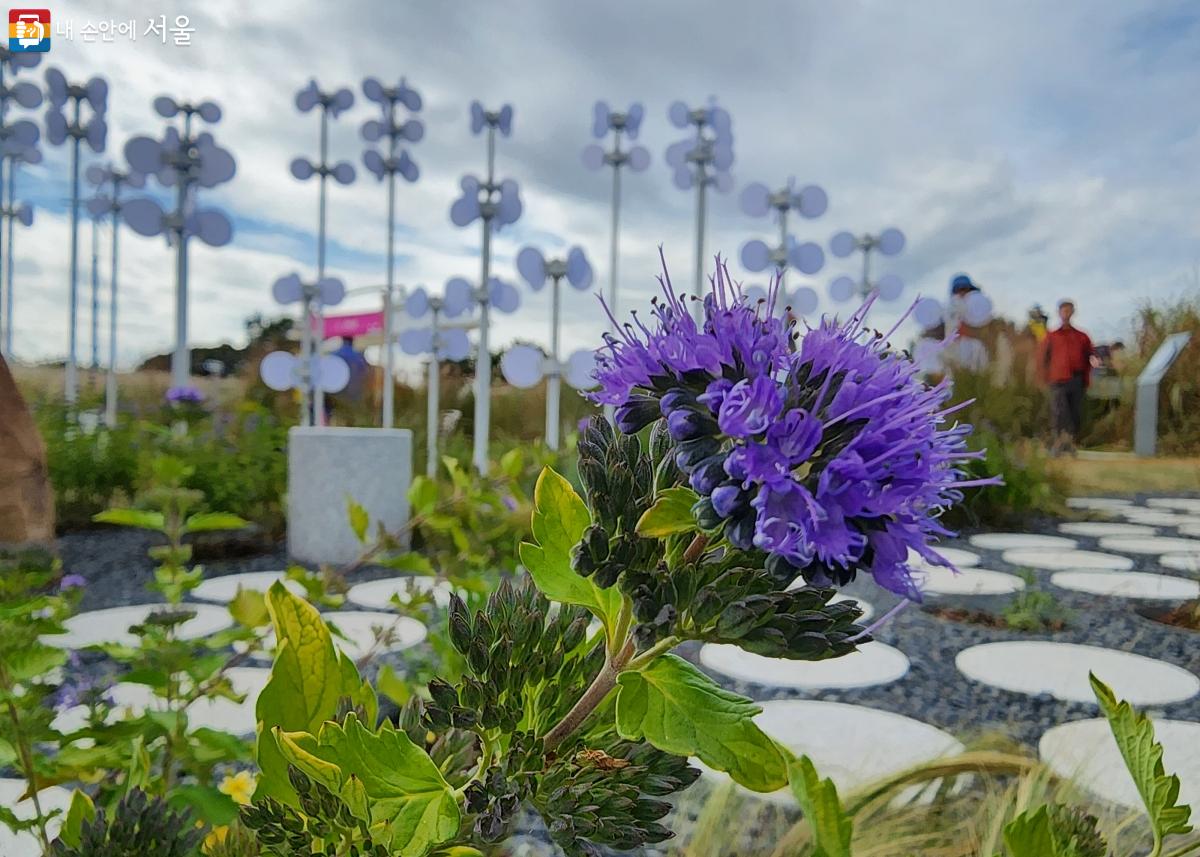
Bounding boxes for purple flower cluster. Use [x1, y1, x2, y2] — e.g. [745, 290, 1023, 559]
[165, 385, 205, 405]
[591, 255, 999, 600]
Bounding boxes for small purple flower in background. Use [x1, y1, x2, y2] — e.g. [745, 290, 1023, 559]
[501, 494, 519, 512]
[590, 254, 1000, 601]
[166, 385, 205, 405]
[58, 574, 86, 591]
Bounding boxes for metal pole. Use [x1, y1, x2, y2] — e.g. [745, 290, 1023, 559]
[105, 195, 119, 427]
[382, 110, 397, 428]
[693, 173, 707, 321]
[546, 275, 562, 451]
[472, 126, 496, 474]
[3, 160, 14, 358]
[426, 305, 440, 478]
[65, 103, 81, 405]
[298, 291, 313, 427]
[860, 241, 872, 299]
[777, 204, 789, 296]
[313, 105, 330, 426]
[90, 215, 99, 375]
[170, 180, 190, 390]
[0, 65, 7, 352]
[608, 132, 622, 321]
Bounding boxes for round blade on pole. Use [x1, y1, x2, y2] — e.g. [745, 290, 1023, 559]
[400, 328, 433, 355]
[796, 185, 828, 218]
[713, 172, 734, 194]
[878, 227, 906, 256]
[963, 291, 993, 325]
[260, 351, 298, 391]
[363, 149, 385, 180]
[740, 239, 772, 273]
[397, 80, 422, 111]
[44, 68, 67, 107]
[12, 52, 41, 70]
[627, 145, 650, 172]
[331, 162, 356, 185]
[362, 77, 384, 103]
[516, 246, 547, 291]
[829, 275, 857, 303]
[711, 140, 734, 171]
[489, 278, 521, 313]
[16, 146, 42, 165]
[626, 103, 644, 138]
[564, 349, 598, 390]
[440, 328, 471, 360]
[497, 104, 514, 136]
[671, 166, 693, 191]
[443, 278, 473, 317]
[876, 274, 905, 302]
[495, 180, 522, 225]
[469, 100, 485, 135]
[830, 231, 857, 258]
[85, 118, 107, 153]
[789, 241, 825, 275]
[450, 194, 481, 227]
[330, 87, 355, 116]
[400, 119, 424, 142]
[153, 95, 179, 117]
[914, 297, 944, 328]
[271, 273, 303, 305]
[85, 77, 108, 112]
[664, 139, 690, 169]
[121, 197, 166, 237]
[789, 286, 819, 316]
[709, 105, 732, 137]
[85, 164, 108, 185]
[197, 145, 236, 186]
[316, 354, 350, 392]
[739, 182, 771, 218]
[10, 120, 39, 148]
[295, 80, 320, 112]
[317, 277, 346, 307]
[16, 204, 33, 227]
[13, 81, 42, 109]
[581, 143, 605, 171]
[289, 157, 315, 181]
[668, 100, 690, 129]
[501, 344, 545, 389]
[405, 287, 430, 318]
[397, 151, 419, 182]
[188, 209, 233, 247]
[197, 101, 222, 123]
[566, 246, 593, 289]
[45, 109, 67, 146]
[361, 119, 383, 142]
[592, 101, 610, 139]
[125, 169, 146, 189]
[86, 195, 112, 217]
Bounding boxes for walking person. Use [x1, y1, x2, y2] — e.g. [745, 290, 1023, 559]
[1038, 299, 1093, 455]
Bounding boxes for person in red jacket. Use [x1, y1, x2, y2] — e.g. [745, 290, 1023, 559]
[1038, 299, 1093, 455]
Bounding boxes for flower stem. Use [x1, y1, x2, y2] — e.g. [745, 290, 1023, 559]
[2, 697, 50, 853]
[625, 636, 680, 672]
[544, 638, 634, 753]
[682, 533, 709, 565]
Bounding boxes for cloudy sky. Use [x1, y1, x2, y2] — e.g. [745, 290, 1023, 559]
[7, 0, 1200, 376]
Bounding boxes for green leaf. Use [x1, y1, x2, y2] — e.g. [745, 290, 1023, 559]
[788, 756, 852, 857]
[519, 467, 623, 635]
[615, 654, 787, 793]
[408, 476, 439, 515]
[635, 487, 700, 538]
[1003, 806, 1056, 857]
[168, 784, 239, 825]
[376, 664, 412, 706]
[5, 645, 67, 682]
[254, 582, 377, 806]
[348, 498, 371, 544]
[60, 789, 95, 848]
[278, 713, 460, 857]
[228, 587, 270, 627]
[182, 512, 249, 534]
[1090, 672, 1192, 854]
[93, 508, 165, 531]
[0, 738, 15, 768]
[379, 553, 437, 577]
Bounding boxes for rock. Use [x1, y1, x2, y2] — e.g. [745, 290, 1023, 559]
[0, 354, 54, 545]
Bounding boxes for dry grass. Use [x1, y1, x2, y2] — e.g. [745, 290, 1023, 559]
[1051, 454, 1200, 496]
[11, 364, 248, 412]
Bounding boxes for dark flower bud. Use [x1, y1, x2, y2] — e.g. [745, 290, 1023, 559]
[448, 594, 472, 655]
[467, 638, 490, 675]
[615, 395, 661, 435]
[428, 678, 458, 712]
[562, 615, 589, 652]
[464, 782, 487, 813]
[659, 387, 699, 415]
[581, 413, 614, 448]
[583, 523, 610, 563]
[667, 408, 717, 442]
[764, 552, 800, 587]
[450, 706, 478, 729]
[649, 416, 672, 461]
[691, 497, 723, 530]
[474, 612, 495, 648]
[688, 454, 729, 495]
[710, 482, 746, 518]
[578, 458, 609, 502]
[726, 510, 757, 550]
[592, 561, 624, 589]
[675, 436, 721, 472]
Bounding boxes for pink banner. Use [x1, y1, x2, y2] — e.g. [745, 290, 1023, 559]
[318, 311, 384, 339]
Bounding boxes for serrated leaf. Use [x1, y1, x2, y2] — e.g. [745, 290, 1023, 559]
[348, 498, 371, 544]
[93, 508, 165, 531]
[1090, 672, 1192, 854]
[788, 756, 852, 857]
[182, 512, 249, 534]
[519, 467, 622, 634]
[254, 582, 377, 806]
[1003, 806, 1056, 857]
[635, 486, 700, 538]
[615, 654, 787, 792]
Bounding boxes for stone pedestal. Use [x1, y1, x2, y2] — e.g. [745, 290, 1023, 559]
[287, 427, 412, 566]
[0, 355, 54, 546]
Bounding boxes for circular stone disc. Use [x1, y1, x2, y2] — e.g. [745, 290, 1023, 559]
[43, 603, 233, 648]
[1098, 535, 1200, 556]
[701, 700, 963, 805]
[1051, 570, 1200, 600]
[699, 641, 909, 690]
[908, 546, 981, 568]
[322, 611, 427, 660]
[1181, 524, 1200, 539]
[346, 576, 454, 610]
[1146, 498, 1200, 513]
[0, 779, 72, 852]
[1162, 554, 1200, 574]
[955, 641, 1200, 705]
[1001, 547, 1133, 572]
[1066, 497, 1133, 511]
[191, 571, 304, 603]
[1058, 522, 1157, 538]
[969, 533, 1077, 551]
[917, 566, 1027, 596]
[1118, 509, 1188, 527]
[1040, 718, 1200, 811]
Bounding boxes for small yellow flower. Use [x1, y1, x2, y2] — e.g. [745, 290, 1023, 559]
[203, 825, 228, 853]
[218, 770, 256, 806]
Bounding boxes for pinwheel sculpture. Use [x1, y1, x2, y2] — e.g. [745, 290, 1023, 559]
[739, 180, 828, 317]
[361, 75, 422, 428]
[0, 142, 38, 357]
[123, 95, 235, 392]
[0, 47, 40, 356]
[827, 227, 907, 304]
[450, 100, 522, 473]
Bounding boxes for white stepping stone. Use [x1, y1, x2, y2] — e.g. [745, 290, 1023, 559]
[1098, 535, 1200, 556]
[1066, 497, 1133, 510]
[0, 779, 73, 853]
[701, 700, 963, 805]
[1147, 498, 1200, 513]
[1162, 554, 1200, 574]
[42, 604, 233, 649]
[1051, 570, 1200, 600]
[323, 610, 427, 660]
[699, 641, 909, 690]
[1181, 524, 1200, 539]
[346, 576, 453, 610]
[1119, 510, 1189, 527]
[191, 571, 304, 603]
[1040, 718, 1200, 811]
[1001, 548, 1133, 572]
[1059, 522, 1157, 538]
[908, 546, 980, 568]
[917, 566, 1026, 596]
[969, 533, 1076, 551]
[955, 641, 1200, 705]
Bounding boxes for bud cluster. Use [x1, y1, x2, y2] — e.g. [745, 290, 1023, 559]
[51, 789, 203, 857]
[462, 731, 545, 842]
[240, 766, 386, 856]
